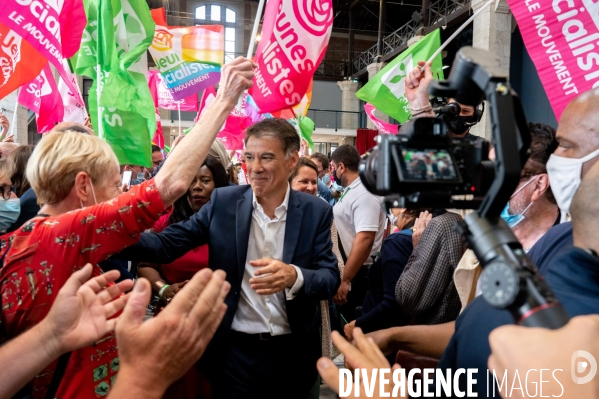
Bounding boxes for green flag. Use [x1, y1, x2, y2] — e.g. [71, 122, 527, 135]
[356, 29, 443, 123]
[72, 0, 156, 167]
[297, 116, 315, 151]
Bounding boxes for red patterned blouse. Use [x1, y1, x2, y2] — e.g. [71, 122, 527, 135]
[0, 179, 167, 399]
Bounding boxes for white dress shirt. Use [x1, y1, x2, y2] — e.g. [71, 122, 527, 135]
[231, 185, 305, 335]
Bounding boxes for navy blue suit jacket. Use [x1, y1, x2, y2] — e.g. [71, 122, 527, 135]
[119, 185, 340, 337]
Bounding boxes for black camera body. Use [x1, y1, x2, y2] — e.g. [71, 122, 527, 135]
[360, 117, 493, 208]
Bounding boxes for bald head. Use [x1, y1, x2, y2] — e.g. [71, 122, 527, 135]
[571, 161, 599, 250]
[0, 142, 20, 159]
[555, 89, 599, 161]
[51, 122, 93, 135]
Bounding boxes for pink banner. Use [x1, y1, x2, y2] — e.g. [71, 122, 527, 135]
[2, 0, 86, 105]
[58, 64, 87, 125]
[197, 87, 252, 150]
[250, 0, 333, 113]
[508, 0, 599, 119]
[148, 70, 198, 111]
[364, 103, 399, 134]
[18, 65, 63, 133]
[148, 71, 165, 149]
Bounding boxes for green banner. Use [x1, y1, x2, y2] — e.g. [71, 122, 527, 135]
[356, 29, 443, 123]
[72, 0, 156, 167]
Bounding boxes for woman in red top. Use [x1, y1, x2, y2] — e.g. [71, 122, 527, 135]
[0, 57, 254, 399]
[138, 155, 228, 304]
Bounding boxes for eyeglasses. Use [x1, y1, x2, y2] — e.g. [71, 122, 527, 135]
[0, 185, 14, 200]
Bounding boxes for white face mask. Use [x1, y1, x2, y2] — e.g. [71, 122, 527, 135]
[546, 148, 599, 217]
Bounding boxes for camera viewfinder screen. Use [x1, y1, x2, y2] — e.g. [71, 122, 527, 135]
[401, 149, 458, 181]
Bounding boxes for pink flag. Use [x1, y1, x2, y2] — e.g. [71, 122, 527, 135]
[196, 87, 252, 150]
[507, 0, 599, 119]
[148, 71, 165, 149]
[364, 103, 399, 134]
[18, 65, 63, 133]
[58, 62, 87, 124]
[250, 0, 333, 113]
[2, 0, 86, 105]
[148, 71, 198, 111]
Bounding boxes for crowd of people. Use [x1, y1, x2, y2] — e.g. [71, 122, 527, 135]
[0, 55, 598, 399]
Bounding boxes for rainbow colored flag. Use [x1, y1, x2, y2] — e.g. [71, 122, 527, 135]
[149, 8, 223, 101]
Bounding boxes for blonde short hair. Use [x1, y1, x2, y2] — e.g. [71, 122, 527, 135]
[27, 132, 119, 204]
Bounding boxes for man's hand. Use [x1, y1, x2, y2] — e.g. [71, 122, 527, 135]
[215, 57, 257, 107]
[334, 280, 350, 305]
[249, 258, 297, 295]
[344, 320, 356, 341]
[161, 281, 188, 303]
[488, 315, 599, 399]
[113, 269, 230, 398]
[318, 328, 403, 398]
[405, 61, 434, 113]
[40, 264, 133, 356]
[412, 210, 432, 247]
[366, 328, 399, 356]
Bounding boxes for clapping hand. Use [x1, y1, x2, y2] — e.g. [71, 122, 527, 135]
[40, 264, 133, 356]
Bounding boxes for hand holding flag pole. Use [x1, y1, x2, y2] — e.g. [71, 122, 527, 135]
[236, 0, 266, 112]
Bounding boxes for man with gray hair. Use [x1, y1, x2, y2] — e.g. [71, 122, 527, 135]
[119, 118, 340, 399]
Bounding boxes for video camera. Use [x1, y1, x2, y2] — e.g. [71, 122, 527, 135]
[359, 47, 570, 329]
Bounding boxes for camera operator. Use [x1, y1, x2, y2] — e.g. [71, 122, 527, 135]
[366, 122, 560, 361]
[435, 89, 599, 397]
[405, 61, 484, 139]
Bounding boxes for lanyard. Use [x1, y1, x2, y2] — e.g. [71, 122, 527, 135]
[339, 187, 351, 202]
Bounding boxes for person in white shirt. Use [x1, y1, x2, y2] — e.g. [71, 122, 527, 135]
[120, 118, 340, 399]
[330, 145, 386, 316]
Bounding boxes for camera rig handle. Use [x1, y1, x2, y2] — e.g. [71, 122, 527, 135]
[430, 47, 570, 329]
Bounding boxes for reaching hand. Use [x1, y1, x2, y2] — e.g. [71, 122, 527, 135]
[40, 264, 133, 356]
[0, 114, 9, 137]
[249, 258, 297, 295]
[412, 211, 432, 247]
[344, 320, 356, 341]
[2, 135, 14, 143]
[215, 57, 257, 107]
[489, 316, 599, 399]
[333, 280, 350, 305]
[405, 61, 434, 112]
[161, 281, 188, 303]
[170, 134, 185, 154]
[114, 269, 230, 396]
[318, 328, 403, 398]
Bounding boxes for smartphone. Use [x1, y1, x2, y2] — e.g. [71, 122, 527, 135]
[122, 170, 132, 190]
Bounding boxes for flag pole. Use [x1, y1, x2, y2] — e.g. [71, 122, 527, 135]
[9, 93, 18, 138]
[177, 101, 182, 137]
[96, 66, 104, 138]
[236, 0, 266, 111]
[426, 0, 495, 64]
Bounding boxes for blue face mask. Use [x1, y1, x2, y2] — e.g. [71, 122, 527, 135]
[0, 198, 20, 231]
[321, 174, 330, 184]
[500, 176, 536, 228]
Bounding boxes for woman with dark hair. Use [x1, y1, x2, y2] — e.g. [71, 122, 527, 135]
[136, 155, 228, 399]
[138, 155, 228, 304]
[9, 145, 34, 198]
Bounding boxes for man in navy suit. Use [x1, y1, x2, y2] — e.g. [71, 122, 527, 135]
[119, 118, 340, 399]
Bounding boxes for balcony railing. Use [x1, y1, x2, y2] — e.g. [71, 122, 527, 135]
[353, 0, 471, 74]
[307, 109, 367, 131]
